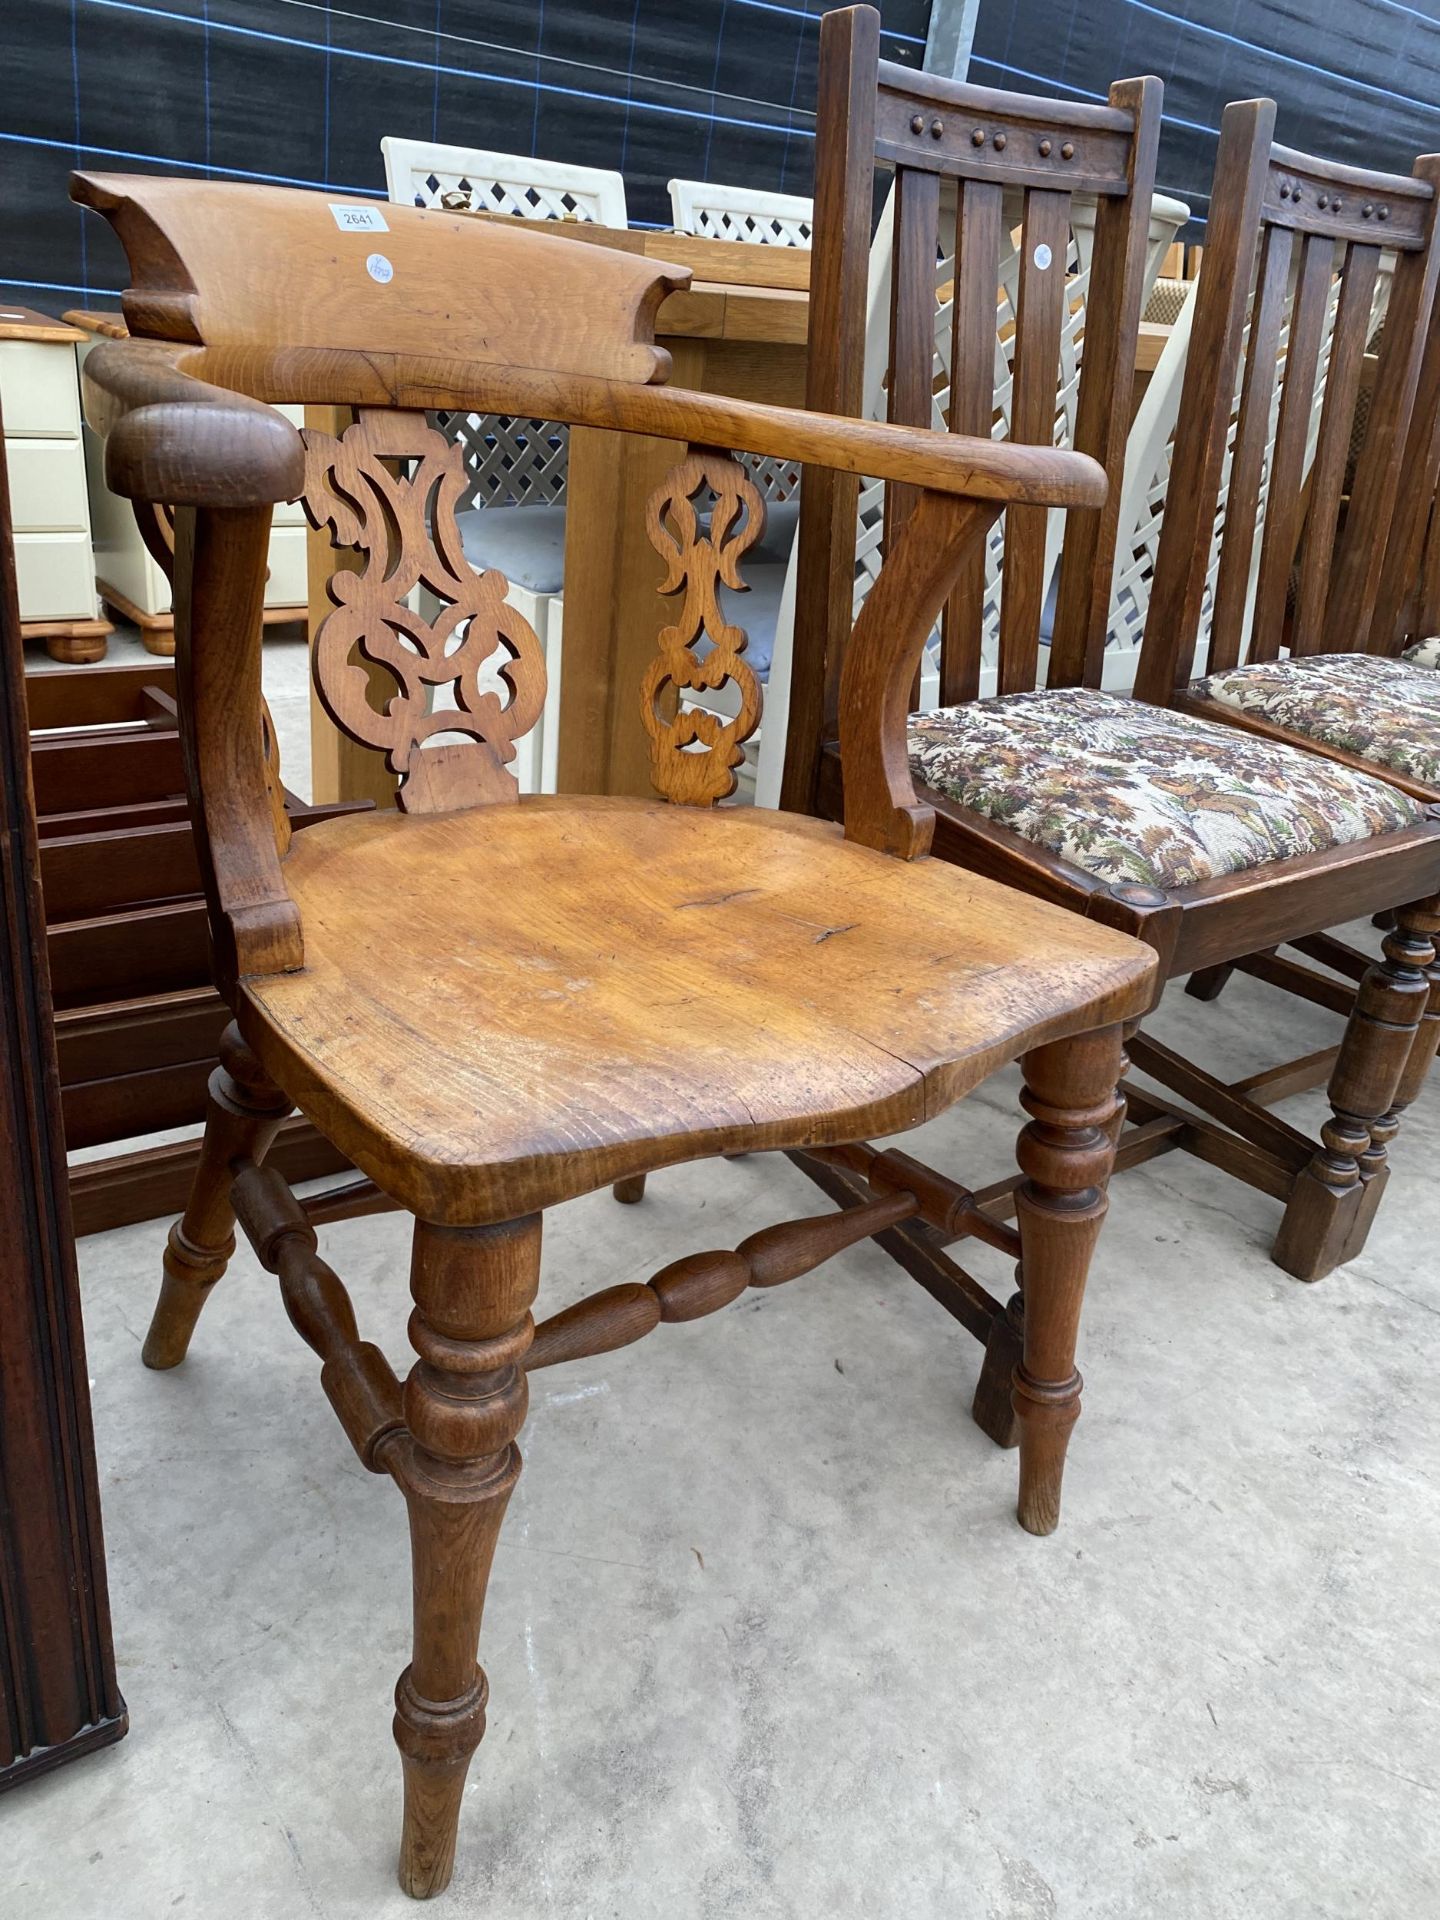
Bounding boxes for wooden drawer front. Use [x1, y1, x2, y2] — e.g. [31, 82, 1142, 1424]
[0, 340, 81, 437]
[14, 531, 96, 621]
[265, 524, 308, 606]
[6, 437, 90, 532]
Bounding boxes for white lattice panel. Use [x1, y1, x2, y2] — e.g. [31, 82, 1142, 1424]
[381, 138, 627, 224]
[669, 179, 814, 247]
[434, 411, 570, 512]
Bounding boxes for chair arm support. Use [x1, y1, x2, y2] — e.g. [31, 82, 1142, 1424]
[80, 339, 305, 509]
[839, 490, 1005, 861]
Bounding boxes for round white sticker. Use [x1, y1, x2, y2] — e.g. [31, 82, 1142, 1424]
[1032, 243, 1053, 270]
[366, 252, 394, 284]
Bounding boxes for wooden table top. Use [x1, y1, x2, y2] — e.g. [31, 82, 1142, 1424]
[62, 309, 129, 339]
[0, 305, 88, 344]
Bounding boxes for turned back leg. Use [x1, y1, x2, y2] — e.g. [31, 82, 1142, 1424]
[391, 1215, 540, 1898]
[144, 1022, 291, 1368]
[1274, 898, 1439, 1281]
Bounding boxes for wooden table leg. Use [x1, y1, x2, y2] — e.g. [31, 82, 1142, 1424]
[556, 421, 685, 799]
[556, 337, 808, 799]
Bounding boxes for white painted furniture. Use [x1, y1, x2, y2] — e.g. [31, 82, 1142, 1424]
[382, 138, 628, 224]
[73, 331, 307, 654]
[668, 179, 813, 247]
[380, 139, 629, 792]
[0, 309, 107, 661]
[755, 188, 1192, 808]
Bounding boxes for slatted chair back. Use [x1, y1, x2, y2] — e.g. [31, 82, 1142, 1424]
[1107, 241, 1397, 685]
[1371, 281, 1440, 656]
[668, 178, 814, 246]
[1134, 100, 1440, 704]
[850, 183, 1189, 710]
[779, 5, 1161, 811]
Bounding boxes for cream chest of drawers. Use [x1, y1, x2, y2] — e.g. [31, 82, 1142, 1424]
[72, 320, 308, 656]
[0, 307, 110, 662]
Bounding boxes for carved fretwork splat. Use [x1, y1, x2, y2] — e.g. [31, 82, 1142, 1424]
[642, 448, 765, 805]
[302, 409, 546, 814]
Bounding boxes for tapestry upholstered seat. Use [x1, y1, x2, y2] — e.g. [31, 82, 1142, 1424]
[907, 687, 1422, 891]
[1189, 653, 1440, 790]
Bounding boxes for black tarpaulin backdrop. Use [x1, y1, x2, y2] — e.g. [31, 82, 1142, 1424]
[5, 3, 1440, 302]
[0, 1, 928, 311]
[971, 0, 1440, 230]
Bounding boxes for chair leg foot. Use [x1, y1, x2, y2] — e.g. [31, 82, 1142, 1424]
[1185, 961, 1234, 1003]
[971, 1292, 1022, 1448]
[611, 1174, 647, 1204]
[1010, 1026, 1123, 1536]
[392, 1216, 540, 1898]
[1272, 898, 1439, 1281]
[144, 1023, 291, 1368]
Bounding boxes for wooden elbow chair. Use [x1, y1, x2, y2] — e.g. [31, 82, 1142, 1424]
[72, 167, 1155, 1896]
[779, 10, 1440, 1289]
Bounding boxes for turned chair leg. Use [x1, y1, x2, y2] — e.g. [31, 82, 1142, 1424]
[1007, 1026, 1123, 1536]
[390, 1215, 540, 1899]
[972, 1020, 1132, 1454]
[144, 1022, 292, 1369]
[1273, 897, 1440, 1282]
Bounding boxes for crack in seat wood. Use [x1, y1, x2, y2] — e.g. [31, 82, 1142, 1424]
[70, 126, 1155, 1901]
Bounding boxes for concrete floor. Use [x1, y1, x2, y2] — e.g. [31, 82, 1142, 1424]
[9, 638, 1440, 1916]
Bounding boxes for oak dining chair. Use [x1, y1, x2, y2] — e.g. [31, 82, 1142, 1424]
[1121, 104, 1440, 1093]
[777, 10, 1440, 1294]
[72, 166, 1156, 1897]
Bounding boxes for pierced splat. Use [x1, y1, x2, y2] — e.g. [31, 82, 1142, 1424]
[642, 449, 765, 806]
[303, 409, 546, 814]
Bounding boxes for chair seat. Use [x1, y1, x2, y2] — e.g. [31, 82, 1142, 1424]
[1190, 652, 1440, 790]
[239, 797, 1154, 1223]
[457, 504, 567, 595]
[908, 687, 1422, 891]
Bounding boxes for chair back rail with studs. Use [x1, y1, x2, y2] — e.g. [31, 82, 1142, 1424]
[71, 62, 1162, 1893]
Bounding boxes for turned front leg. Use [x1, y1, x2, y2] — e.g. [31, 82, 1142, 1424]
[1010, 1027, 1123, 1536]
[145, 1022, 292, 1368]
[390, 1216, 539, 1899]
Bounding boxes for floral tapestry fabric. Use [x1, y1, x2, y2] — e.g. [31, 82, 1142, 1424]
[1403, 636, 1440, 669]
[907, 687, 1421, 891]
[1191, 652, 1440, 787]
